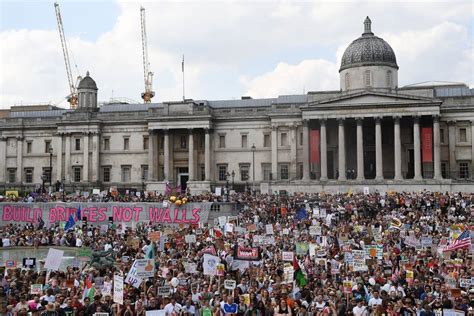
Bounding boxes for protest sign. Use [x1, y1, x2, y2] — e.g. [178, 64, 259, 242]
[148, 231, 161, 242]
[5, 260, 16, 268]
[343, 280, 353, 294]
[234, 246, 260, 261]
[146, 311, 166, 316]
[134, 259, 155, 278]
[157, 286, 172, 296]
[296, 243, 309, 256]
[282, 251, 294, 262]
[113, 274, 123, 305]
[184, 263, 197, 274]
[45, 248, 64, 271]
[30, 284, 43, 295]
[185, 234, 197, 243]
[224, 280, 237, 290]
[265, 224, 274, 235]
[23, 258, 36, 269]
[203, 254, 220, 276]
[216, 264, 225, 277]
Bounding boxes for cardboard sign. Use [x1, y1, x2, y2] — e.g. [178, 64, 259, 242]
[30, 284, 43, 295]
[148, 231, 161, 242]
[134, 259, 155, 278]
[203, 254, 220, 276]
[113, 274, 123, 305]
[224, 280, 237, 290]
[44, 248, 64, 271]
[157, 286, 172, 296]
[185, 234, 197, 243]
[282, 251, 294, 262]
[216, 264, 225, 277]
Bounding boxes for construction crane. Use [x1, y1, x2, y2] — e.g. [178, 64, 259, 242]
[140, 6, 155, 103]
[54, 2, 81, 109]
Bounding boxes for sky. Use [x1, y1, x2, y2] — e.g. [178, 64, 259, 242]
[0, 0, 472, 109]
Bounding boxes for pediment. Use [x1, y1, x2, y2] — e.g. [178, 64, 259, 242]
[308, 91, 439, 108]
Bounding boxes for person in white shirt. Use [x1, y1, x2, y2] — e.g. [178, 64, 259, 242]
[368, 291, 383, 308]
[353, 300, 368, 316]
[164, 297, 182, 315]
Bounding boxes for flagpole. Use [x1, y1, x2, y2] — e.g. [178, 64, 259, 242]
[182, 54, 185, 101]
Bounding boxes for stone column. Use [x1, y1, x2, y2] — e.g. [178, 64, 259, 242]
[302, 120, 310, 180]
[413, 117, 422, 180]
[0, 137, 7, 183]
[471, 121, 474, 180]
[271, 125, 278, 180]
[375, 117, 384, 180]
[448, 121, 456, 179]
[148, 130, 155, 181]
[16, 136, 23, 183]
[290, 124, 297, 179]
[55, 134, 63, 181]
[205, 128, 211, 181]
[433, 116, 442, 180]
[356, 118, 365, 181]
[188, 129, 195, 181]
[65, 134, 71, 182]
[163, 130, 170, 181]
[320, 120, 328, 181]
[91, 132, 100, 182]
[338, 119, 346, 181]
[394, 116, 402, 180]
[82, 133, 89, 182]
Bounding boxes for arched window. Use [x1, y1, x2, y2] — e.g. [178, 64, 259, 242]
[386, 70, 392, 87]
[364, 70, 371, 86]
[345, 73, 350, 90]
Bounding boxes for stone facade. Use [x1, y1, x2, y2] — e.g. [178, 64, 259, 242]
[1, 18, 473, 194]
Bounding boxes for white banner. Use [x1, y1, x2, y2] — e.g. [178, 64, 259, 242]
[134, 259, 155, 278]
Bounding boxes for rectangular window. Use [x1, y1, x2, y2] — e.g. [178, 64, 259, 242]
[141, 165, 148, 181]
[219, 135, 226, 148]
[440, 129, 445, 144]
[262, 163, 272, 181]
[441, 162, 448, 179]
[75, 138, 81, 151]
[299, 132, 303, 146]
[7, 168, 16, 183]
[123, 137, 130, 150]
[25, 168, 33, 183]
[26, 141, 32, 154]
[263, 134, 271, 148]
[103, 167, 111, 183]
[43, 167, 51, 183]
[121, 165, 131, 182]
[180, 135, 187, 149]
[459, 128, 467, 142]
[241, 135, 248, 148]
[103, 138, 110, 151]
[279, 164, 289, 180]
[73, 167, 81, 182]
[218, 164, 227, 181]
[280, 133, 288, 146]
[240, 164, 250, 181]
[143, 136, 149, 150]
[458, 162, 469, 179]
[45, 140, 52, 153]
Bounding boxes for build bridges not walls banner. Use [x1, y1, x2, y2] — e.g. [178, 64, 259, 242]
[0, 202, 212, 227]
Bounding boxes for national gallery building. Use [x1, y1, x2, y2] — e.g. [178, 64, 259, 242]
[1, 17, 473, 194]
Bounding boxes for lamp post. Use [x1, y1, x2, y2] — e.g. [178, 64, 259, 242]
[225, 172, 230, 202]
[231, 170, 235, 190]
[48, 146, 53, 192]
[41, 175, 45, 194]
[251, 144, 256, 195]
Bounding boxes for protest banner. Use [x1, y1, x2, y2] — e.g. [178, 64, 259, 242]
[203, 254, 220, 276]
[113, 274, 123, 305]
[0, 202, 213, 227]
[146, 311, 166, 316]
[282, 251, 294, 262]
[134, 259, 155, 278]
[234, 246, 260, 261]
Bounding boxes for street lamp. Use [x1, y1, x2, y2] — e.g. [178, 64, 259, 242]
[251, 144, 256, 195]
[231, 170, 235, 190]
[225, 172, 230, 202]
[48, 146, 53, 191]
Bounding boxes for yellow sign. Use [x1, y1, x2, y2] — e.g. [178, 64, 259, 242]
[5, 191, 19, 198]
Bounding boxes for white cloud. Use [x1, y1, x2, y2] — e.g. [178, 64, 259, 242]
[0, 0, 472, 109]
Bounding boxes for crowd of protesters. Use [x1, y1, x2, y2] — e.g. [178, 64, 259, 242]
[0, 190, 473, 316]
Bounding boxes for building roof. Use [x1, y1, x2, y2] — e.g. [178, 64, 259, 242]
[340, 17, 398, 72]
[78, 71, 98, 90]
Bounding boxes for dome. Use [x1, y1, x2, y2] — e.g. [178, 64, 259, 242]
[339, 17, 398, 72]
[78, 71, 98, 90]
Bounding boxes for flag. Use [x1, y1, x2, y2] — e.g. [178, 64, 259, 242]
[295, 207, 308, 222]
[293, 257, 307, 287]
[443, 230, 471, 252]
[145, 244, 155, 259]
[64, 214, 76, 231]
[38, 216, 45, 229]
[182, 55, 184, 73]
[82, 276, 94, 302]
[76, 206, 82, 221]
